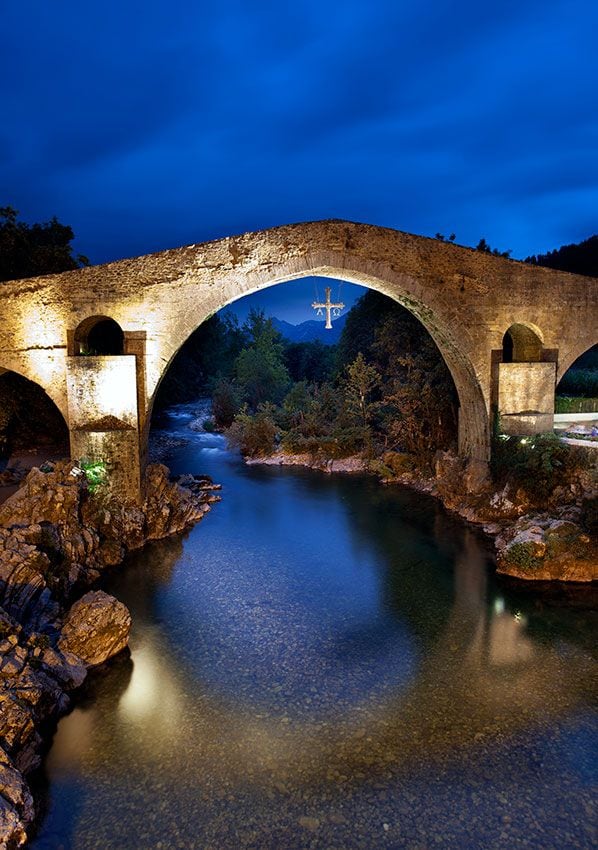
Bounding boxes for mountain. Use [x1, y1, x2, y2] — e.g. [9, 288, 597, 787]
[272, 314, 346, 345]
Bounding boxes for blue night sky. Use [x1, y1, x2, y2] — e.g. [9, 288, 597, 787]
[1, 0, 597, 322]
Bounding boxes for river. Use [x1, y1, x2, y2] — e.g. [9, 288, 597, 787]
[30, 403, 597, 849]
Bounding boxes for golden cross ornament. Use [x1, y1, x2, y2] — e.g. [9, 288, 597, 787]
[311, 287, 345, 329]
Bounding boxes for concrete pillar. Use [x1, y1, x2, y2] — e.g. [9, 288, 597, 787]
[66, 355, 142, 503]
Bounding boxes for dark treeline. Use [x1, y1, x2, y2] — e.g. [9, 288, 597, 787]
[526, 234, 598, 278]
[0, 207, 88, 282]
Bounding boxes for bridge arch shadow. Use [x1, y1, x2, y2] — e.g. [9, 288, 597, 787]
[0, 368, 69, 480]
[502, 322, 544, 363]
[74, 315, 125, 356]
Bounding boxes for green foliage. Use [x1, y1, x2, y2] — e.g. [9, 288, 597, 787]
[343, 352, 380, 428]
[226, 404, 278, 457]
[0, 206, 88, 282]
[157, 287, 459, 465]
[380, 451, 418, 475]
[335, 290, 387, 373]
[333, 291, 458, 460]
[282, 425, 368, 459]
[491, 432, 584, 502]
[156, 313, 248, 408]
[284, 339, 336, 383]
[557, 369, 598, 398]
[211, 376, 242, 427]
[504, 542, 543, 573]
[555, 396, 598, 414]
[234, 311, 290, 409]
[80, 459, 108, 493]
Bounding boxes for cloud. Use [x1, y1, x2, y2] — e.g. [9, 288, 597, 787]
[1, 0, 597, 263]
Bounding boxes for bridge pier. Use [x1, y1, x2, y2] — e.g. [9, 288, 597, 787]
[66, 354, 143, 503]
[497, 362, 556, 436]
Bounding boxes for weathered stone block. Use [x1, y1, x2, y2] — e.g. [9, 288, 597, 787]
[66, 355, 138, 431]
[498, 362, 556, 435]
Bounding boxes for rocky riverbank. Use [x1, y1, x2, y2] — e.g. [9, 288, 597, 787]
[246, 448, 598, 583]
[0, 461, 220, 848]
[246, 451, 367, 474]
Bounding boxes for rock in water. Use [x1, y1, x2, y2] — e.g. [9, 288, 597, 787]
[58, 591, 131, 666]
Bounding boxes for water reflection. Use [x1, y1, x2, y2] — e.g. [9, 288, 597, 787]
[30, 405, 597, 850]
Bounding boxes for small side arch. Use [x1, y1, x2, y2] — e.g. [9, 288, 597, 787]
[74, 315, 124, 356]
[0, 368, 69, 460]
[502, 323, 544, 363]
[556, 342, 598, 408]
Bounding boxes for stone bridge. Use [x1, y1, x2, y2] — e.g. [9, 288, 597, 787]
[0, 220, 596, 500]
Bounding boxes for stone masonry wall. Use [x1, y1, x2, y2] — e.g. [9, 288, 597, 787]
[0, 221, 595, 465]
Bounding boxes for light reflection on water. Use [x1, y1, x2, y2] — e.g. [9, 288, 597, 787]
[30, 404, 597, 849]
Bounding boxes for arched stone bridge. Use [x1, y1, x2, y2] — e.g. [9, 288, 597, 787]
[0, 220, 596, 501]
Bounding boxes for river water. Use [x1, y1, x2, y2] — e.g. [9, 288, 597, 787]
[30, 404, 597, 849]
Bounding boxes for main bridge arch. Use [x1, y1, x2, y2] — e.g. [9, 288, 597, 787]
[152, 259, 489, 462]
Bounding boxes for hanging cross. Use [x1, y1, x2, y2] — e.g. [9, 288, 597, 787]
[311, 287, 345, 329]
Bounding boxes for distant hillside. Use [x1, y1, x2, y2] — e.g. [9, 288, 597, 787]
[272, 314, 346, 345]
[525, 234, 598, 277]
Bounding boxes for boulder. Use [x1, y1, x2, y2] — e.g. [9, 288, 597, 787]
[143, 464, 211, 539]
[58, 591, 131, 667]
[0, 797, 27, 849]
[0, 746, 33, 826]
[496, 513, 598, 582]
[41, 647, 87, 690]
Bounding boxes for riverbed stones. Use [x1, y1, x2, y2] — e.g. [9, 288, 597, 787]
[58, 591, 131, 667]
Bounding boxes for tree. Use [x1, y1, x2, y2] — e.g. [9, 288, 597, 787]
[211, 376, 242, 427]
[475, 237, 511, 258]
[525, 234, 598, 277]
[234, 310, 290, 409]
[0, 206, 88, 282]
[226, 403, 278, 457]
[344, 352, 380, 429]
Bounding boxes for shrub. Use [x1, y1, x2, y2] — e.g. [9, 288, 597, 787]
[281, 425, 369, 459]
[503, 542, 543, 573]
[226, 404, 278, 457]
[381, 451, 418, 475]
[80, 459, 108, 494]
[212, 378, 242, 427]
[558, 369, 598, 398]
[491, 432, 584, 503]
[555, 396, 598, 414]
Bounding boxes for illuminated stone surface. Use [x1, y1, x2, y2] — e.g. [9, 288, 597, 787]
[0, 220, 595, 498]
[498, 362, 557, 435]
